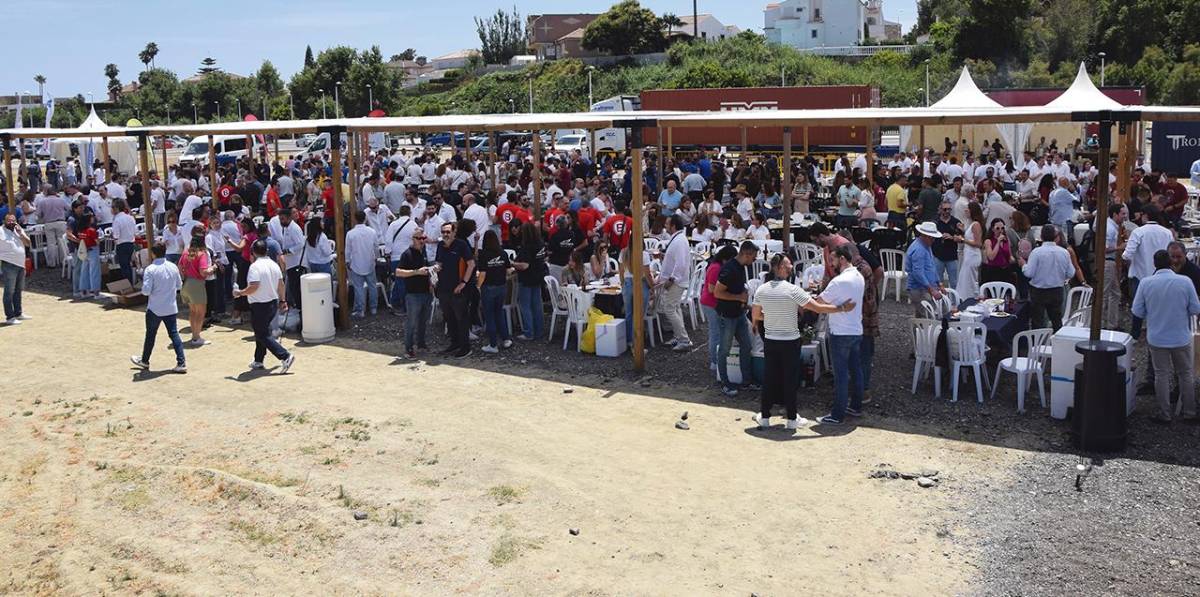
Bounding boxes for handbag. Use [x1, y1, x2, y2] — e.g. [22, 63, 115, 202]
[75, 237, 87, 261]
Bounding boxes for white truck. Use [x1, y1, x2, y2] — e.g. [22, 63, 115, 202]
[589, 95, 641, 156]
[178, 135, 263, 169]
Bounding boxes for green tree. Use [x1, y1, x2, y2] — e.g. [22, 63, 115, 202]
[390, 49, 417, 62]
[1011, 59, 1055, 87]
[1092, 0, 1200, 66]
[953, 0, 1032, 65]
[304, 45, 315, 69]
[661, 12, 684, 38]
[475, 6, 526, 65]
[198, 57, 220, 75]
[255, 60, 284, 96]
[33, 75, 46, 99]
[582, 0, 667, 55]
[104, 63, 121, 97]
[1162, 45, 1200, 104]
[139, 42, 159, 71]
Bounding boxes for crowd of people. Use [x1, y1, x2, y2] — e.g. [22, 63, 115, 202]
[2, 129, 1199, 427]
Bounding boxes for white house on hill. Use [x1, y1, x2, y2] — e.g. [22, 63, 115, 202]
[764, 0, 900, 50]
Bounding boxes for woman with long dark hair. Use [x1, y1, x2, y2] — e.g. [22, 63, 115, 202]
[981, 218, 1017, 285]
[702, 245, 738, 375]
[302, 217, 333, 276]
[956, 202, 985, 298]
[178, 235, 214, 346]
[512, 222, 548, 340]
[476, 229, 512, 353]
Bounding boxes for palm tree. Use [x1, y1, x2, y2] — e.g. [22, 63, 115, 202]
[140, 42, 159, 70]
[662, 13, 685, 39]
[33, 75, 46, 100]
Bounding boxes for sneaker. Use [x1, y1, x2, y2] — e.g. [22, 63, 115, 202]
[722, 386, 739, 398]
[469, 332, 480, 342]
[482, 345, 499, 354]
[171, 365, 188, 374]
[861, 394, 873, 405]
[189, 338, 209, 347]
[370, 309, 377, 316]
[248, 361, 265, 370]
[129, 356, 149, 370]
[672, 342, 693, 353]
[785, 416, 809, 430]
[666, 338, 679, 348]
[816, 415, 844, 426]
[16, 314, 31, 321]
[453, 348, 472, 359]
[403, 349, 417, 359]
[514, 334, 532, 341]
[5, 318, 19, 325]
[501, 339, 513, 349]
[279, 354, 296, 374]
[754, 413, 770, 429]
[846, 408, 864, 418]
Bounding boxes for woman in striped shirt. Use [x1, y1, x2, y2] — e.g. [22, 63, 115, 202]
[751, 254, 854, 430]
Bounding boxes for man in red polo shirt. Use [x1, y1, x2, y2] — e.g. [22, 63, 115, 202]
[576, 203, 600, 239]
[495, 197, 530, 244]
[543, 193, 565, 230]
[604, 208, 633, 250]
[1162, 173, 1189, 224]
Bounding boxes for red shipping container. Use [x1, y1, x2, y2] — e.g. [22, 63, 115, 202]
[640, 86, 879, 151]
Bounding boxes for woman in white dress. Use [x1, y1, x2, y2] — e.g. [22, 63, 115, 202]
[956, 201, 985, 299]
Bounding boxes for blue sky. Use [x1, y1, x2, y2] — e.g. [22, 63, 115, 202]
[1, 0, 918, 98]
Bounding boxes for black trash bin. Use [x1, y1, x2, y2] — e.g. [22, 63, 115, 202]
[1072, 340, 1127, 452]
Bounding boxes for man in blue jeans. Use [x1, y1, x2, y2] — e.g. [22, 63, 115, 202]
[816, 244, 866, 425]
[129, 243, 187, 373]
[712, 242, 760, 397]
[0, 213, 31, 325]
[395, 231, 434, 359]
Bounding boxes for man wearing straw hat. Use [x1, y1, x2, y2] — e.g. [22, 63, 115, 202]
[906, 221, 944, 318]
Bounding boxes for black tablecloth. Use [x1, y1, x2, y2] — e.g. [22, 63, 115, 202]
[934, 299, 1030, 367]
[588, 291, 624, 318]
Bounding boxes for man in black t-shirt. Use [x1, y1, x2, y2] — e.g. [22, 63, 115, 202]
[395, 230, 434, 358]
[711, 241, 760, 396]
[434, 221, 475, 358]
[932, 201, 962, 290]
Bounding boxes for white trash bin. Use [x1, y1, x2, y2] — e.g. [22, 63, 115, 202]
[300, 273, 335, 344]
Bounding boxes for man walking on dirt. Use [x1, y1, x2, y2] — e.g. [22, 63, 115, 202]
[129, 243, 187, 374]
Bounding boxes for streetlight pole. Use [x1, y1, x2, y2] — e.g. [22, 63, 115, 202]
[335, 82, 342, 118]
[214, 101, 221, 120]
[586, 67, 594, 108]
[924, 59, 931, 107]
[528, 77, 533, 114]
[287, 91, 294, 121]
[319, 88, 327, 118]
[235, 98, 241, 118]
[1099, 52, 1107, 87]
[781, 64, 786, 87]
[87, 91, 94, 109]
[367, 84, 373, 112]
[192, 103, 197, 124]
[166, 108, 170, 125]
[508, 99, 515, 114]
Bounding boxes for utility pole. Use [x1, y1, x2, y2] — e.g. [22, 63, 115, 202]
[693, 0, 698, 38]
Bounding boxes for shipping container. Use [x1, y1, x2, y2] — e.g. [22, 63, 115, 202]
[1151, 121, 1200, 178]
[638, 86, 879, 152]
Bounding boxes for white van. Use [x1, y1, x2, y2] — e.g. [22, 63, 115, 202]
[294, 132, 354, 162]
[589, 95, 641, 155]
[178, 135, 262, 169]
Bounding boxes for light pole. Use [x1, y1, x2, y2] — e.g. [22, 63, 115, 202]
[586, 66, 595, 108]
[366, 84, 373, 112]
[924, 59, 931, 107]
[214, 101, 221, 120]
[527, 76, 533, 114]
[87, 91, 94, 108]
[235, 98, 242, 118]
[917, 88, 923, 108]
[781, 64, 786, 87]
[335, 81, 342, 118]
[319, 88, 327, 118]
[1099, 52, 1107, 87]
[287, 90, 294, 120]
[262, 97, 267, 120]
[192, 102, 197, 124]
[166, 108, 171, 125]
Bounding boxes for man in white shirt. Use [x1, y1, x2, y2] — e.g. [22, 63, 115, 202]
[345, 212, 379, 318]
[148, 179, 167, 229]
[1123, 206, 1176, 339]
[382, 177, 406, 214]
[233, 239, 295, 373]
[177, 181, 203, 226]
[403, 188, 426, 224]
[0, 213, 31, 324]
[1015, 170, 1038, 203]
[364, 196, 394, 242]
[818, 243, 866, 423]
[942, 157, 964, 184]
[276, 172, 294, 199]
[129, 242, 186, 372]
[405, 159, 423, 186]
[268, 208, 305, 304]
[657, 215, 693, 351]
[461, 193, 490, 250]
[384, 205, 418, 311]
[420, 159, 437, 184]
[110, 199, 139, 283]
[422, 203, 445, 261]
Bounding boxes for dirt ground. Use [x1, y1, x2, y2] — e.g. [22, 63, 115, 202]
[0, 290, 1032, 596]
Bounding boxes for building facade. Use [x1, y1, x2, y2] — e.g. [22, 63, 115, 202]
[765, 0, 900, 50]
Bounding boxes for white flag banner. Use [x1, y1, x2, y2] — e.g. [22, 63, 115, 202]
[13, 92, 22, 129]
[42, 92, 54, 150]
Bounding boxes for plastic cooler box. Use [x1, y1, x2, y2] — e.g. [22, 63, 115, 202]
[595, 319, 626, 357]
[300, 273, 335, 344]
[1049, 326, 1135, 419]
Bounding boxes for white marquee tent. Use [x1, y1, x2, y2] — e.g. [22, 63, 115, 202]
[900, 67, 1009, 160]
[48, 108, 139, 178]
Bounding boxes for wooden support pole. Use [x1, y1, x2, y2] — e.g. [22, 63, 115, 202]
[919, 126, 926, 176]
[1115, 125, 1128, 202]
[138, 135, 154, 244]
[532, 132, 543, 221]
[1090, 122, 1114, 341]
[274, 136, 280, 168]
[631, 143, 646, 373]
[782, 127, 793, 251]
[656, 127, 663, 194]
[160, 136, 168, 185]
[803, 126, 809, 158]
[2, 136, 13, 211]
[488, 131, 498, 193]
[330, 138, 349, 330]
[741, 126, 748, 155]
[17, 138, 27, 188]
[667, 127, 673, 162]
[865, 125, 875, 183]
[246, 134, 255, 176]
[957, 124, 964, 162]
[348, 133, 359, 212]
[206, 135, 217, 198]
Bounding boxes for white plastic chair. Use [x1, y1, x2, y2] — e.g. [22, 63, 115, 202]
[980, 281, 1017, 300]
[643, 283, 664, 347]
[880, 248, 907, 302]
[991, 328, 1053, 414]
[764, 239, 784, 256]
[911, 318, 943, 398]
[606, 257, 620, 277]
[941, 288, 961, 311]
[801, 264, 824, 289]
[59, 236, 72, 279]
[544, 275, 571, 342]
[794, 242, 822, 269]
[750, 259, 769, 281]
[920, 300, 941, 320]
[26, 225, 45, 270]
[948, 321, 991, 403]
[1062, 286, 1093, 326]
[1063, 308, 1089, 327]
[643, 238, 662, 253]
[502, 280, 521, 336]
[683, 262, 706, 328]
[562, 286, 590, 351]
[691, 241, 712, 258]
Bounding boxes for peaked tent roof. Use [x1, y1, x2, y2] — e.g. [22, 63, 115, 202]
[932, 67, 1002, 109]
[1044, 63, 1125, 111]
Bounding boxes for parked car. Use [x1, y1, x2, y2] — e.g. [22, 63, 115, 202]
[178, 135, 262, 169]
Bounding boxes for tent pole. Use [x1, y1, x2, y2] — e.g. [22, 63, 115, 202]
[246, 134, 255, 178]
[782, 127, 793, 251]
[631, 141, 646, 373]
[330, 134, 350, 330]
[957, 124, 963, 162]
[1114, 125, 1128, 202]
[803, 126, 809, 159]
[206, 135, 217, 198]
[865, 125, 875, 184]
[655, 127, 663, 194]
[348, 133, 359, 215]
[101, 136, 110, 178]
[2, 135, 13, 210]
[919, 126, 926, 175]
[741, 126, 748, 155]
[532, 132, 542, 221]
[667, 127, 673, 163]
[160, 135, 168, 186]
[273, 135, 280, 168]
[1090, 121, 1114, 342]
[489, 131, 498, 193]
[138, 134, 154, 245]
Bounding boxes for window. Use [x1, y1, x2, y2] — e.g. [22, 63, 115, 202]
[811, 29, 818, 38]
[867, 17, 876, 25]
[221, 138, 246, 152]
[701, 31, 707, 39]
[814, 8, 821, 20]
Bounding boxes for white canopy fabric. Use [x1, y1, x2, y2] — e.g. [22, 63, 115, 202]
[49, 109, 138, 175]
[900, 67, 1010, 160]
[1046, 63, 1126, 111]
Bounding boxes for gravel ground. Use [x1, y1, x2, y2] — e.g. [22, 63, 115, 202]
[26, 269, 1200, 594]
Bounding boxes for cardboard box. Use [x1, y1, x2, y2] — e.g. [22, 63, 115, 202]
[105, 279, 147, 307]
[595, 319, 627, 357]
